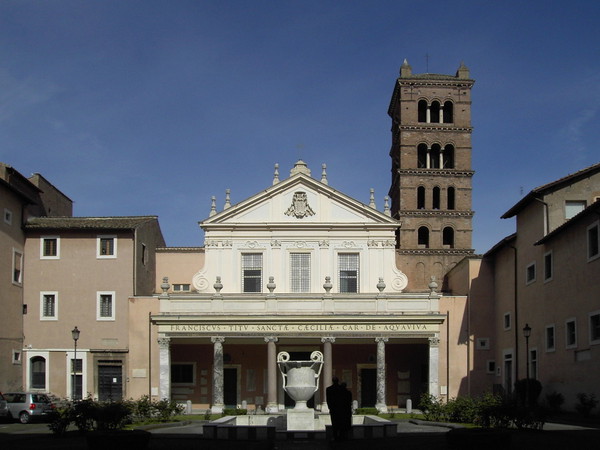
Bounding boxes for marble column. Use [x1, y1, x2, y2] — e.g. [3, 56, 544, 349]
[375, 337, 388, 413]
[158, 336, 171, 400]
[321, 336, 335, 413]
[211, 336, 225, 414]
[264, 336, 279, 413]
[428, 335, 440, 397]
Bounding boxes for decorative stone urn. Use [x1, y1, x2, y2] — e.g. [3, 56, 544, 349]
[277, 351, 323, 410]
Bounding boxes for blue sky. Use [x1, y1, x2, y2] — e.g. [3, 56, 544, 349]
[1, 1, 599, 252]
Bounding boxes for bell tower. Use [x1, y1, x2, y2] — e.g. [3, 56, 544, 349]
[388, 60, 475, 291]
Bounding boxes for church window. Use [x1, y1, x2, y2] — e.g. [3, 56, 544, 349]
[417, 186, 426, 209]
[418, 227, 429, 248]
[430, 144, 441, 168]
[290, 253, 310, 293]
[443, 101, 454, 123]
[242, 253, 263, 293]
[447, 187, 456, 210]
[443, 144, 455, 168]
[443, 227, 454, 248]
[432, 187, 441, 209]
[418, 100, 427, 123]
[417, 144, 428, 168]
[338, 253, 359, 293]
[430, 101, 441, 123]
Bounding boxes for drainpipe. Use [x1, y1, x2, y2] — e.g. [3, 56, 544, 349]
[509, 245, 519, 385]
[533, 197, 550, 235]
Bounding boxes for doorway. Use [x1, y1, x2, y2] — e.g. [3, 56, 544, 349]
[224, 367, 237, 407]
[359, 368, 377, 407]
[98, 361, 123, 401]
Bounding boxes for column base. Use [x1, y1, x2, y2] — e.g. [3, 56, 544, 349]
[375, 403, 388, 414]
[211, 404, 224, 414]
[265, 403, 279, 414]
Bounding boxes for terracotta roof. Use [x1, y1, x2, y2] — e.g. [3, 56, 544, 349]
[501, 162, 600, 219]
[25, 216, 159, 230]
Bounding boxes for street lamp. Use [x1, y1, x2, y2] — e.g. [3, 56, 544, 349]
[71, 326, 80, 400]
[522, 323, 531, 406]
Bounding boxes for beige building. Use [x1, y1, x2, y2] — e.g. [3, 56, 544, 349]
[2, 62, 598, 412]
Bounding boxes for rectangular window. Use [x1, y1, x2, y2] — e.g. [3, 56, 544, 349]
[476, 338, 490, 350]
[290, 253, 310, 293]
[503, 312, 511, 330]
[530, 349, 538, 379]
[242, 253, 262, 293]
[40, 292, 58, 320]
[12, 249, 23, 285]
[544, 251, 553, 282]
[97, 292, 115, 320]
[339, 253, 359, 293]
[588, 222, 599, 261]
[526, 262, 536, 284]
[565, 200, 586, 220]
[97, 235, 117, 258]
[12, 350, 21, 365]
[4, 208, 13, 225]
[566, 318, 577, 348]
[173, 284, 191, 292]
[41, 236, 60, 259]
[171, 363, 195, 385]
[70, 358, 83, 400]
[546, 325, 555, 352]
[590, 312, 600, 345]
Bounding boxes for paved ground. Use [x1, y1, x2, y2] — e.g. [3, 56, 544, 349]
[1, 419, 600, 450]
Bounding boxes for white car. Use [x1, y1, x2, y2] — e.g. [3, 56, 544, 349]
[3, 392, 54, 424]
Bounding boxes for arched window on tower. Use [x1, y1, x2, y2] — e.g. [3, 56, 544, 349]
[417, 144, 428, 168]
[443, 101, 454, 123]
[443, 144, 455, 168]
[430, 144, 441, 168]
[432, 187, 440, 209]
[417, 186, 426, 209]
[30, 356, 46, 389]
[418, 100, 427, 123]
[418, 226, 430, 248]
[443, 227, 455, 248]
[430, 101, 441, 123]
[447, 187, 456, 210]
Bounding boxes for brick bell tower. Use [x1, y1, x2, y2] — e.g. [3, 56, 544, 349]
[388, 60, 475, 291]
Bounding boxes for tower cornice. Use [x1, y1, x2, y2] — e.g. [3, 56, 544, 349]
[397, 168, 475, 177]
[399, 125, 473, 133]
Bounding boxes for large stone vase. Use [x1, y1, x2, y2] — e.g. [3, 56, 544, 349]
[277, 351, 323, 410]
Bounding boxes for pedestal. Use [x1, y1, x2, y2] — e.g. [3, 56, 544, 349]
[286, 408, 316, 431]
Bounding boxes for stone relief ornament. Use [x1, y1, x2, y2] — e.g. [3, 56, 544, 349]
[192, 271, 209, 292]
[285, 192, 315, 218]
[390, 268, 408, 292]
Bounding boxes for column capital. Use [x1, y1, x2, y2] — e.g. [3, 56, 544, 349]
[264, 336, 278, 343]
[428, 336, 440, 347]
[321, 336, 336, 344]
[157, 336, 171, 349]
[211, 336, 225, 344]
[375, 337, 389, 344]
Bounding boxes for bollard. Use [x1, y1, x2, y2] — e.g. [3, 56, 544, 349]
[406, 398, 412, 414]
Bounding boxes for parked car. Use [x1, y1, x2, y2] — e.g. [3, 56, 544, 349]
[0, 392, 9, 420]
[3, 392, 54, 423]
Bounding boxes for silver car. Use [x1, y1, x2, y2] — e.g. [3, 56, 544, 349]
[3, 392, 54, 423]
[0, 392, 8, 420]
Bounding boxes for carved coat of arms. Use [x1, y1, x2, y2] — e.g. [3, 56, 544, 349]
[285, 192, 315, 218]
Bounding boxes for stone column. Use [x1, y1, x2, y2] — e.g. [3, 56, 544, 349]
[211, 336, 225, 414]
[321, 336, 335, 413]
[428, 335, 440, 397]
[158, 336, 171, 400]
[264, 336, 279, 413]
[375, 337, 388, 413]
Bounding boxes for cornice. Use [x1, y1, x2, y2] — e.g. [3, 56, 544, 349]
[398, 79, 474, 88]
[399, 125, 472, 133]
[399, 210, 474, 218]
[396, 248, 475, 256]
[397, 168, 475, 177]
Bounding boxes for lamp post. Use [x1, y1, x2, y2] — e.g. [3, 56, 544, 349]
[522, 323, 531, 406]
[71, 326, 80, 400]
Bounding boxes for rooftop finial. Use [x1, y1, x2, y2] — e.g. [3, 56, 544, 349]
[273, 163, 280, 185]
[384, 196, 391, 216]
[369, 188, 376, 209]
[224, 189, 231, 209]
[290, 160, 311, 177]
[456, 61, 469, 79]
[400, 59, 412, 77]
[209, 196, 217, 217]
[321, 164, 328, 185]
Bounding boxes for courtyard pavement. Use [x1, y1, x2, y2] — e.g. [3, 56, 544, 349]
[1, 419, 599, 450]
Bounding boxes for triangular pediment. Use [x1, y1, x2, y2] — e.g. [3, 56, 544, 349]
[201, 173, 397, 229]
